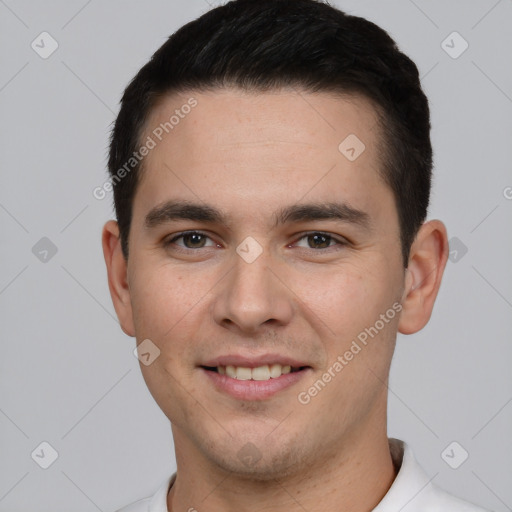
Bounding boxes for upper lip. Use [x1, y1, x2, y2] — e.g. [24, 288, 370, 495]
[201, 354, 310, 369]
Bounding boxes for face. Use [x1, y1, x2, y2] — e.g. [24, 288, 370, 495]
[108, 88, 412, 478]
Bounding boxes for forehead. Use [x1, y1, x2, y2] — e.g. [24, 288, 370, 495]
[143, 87, 381, 161]
[134, 88, 392, 226]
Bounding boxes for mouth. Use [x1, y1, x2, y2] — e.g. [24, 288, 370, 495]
[199, 359, 312, 400]
[200, 364, 308, 381]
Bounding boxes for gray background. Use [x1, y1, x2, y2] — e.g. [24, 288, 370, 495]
[1, 0, 511, 511]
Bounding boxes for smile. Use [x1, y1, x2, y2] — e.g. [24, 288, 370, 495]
[200, 363, 311, 400]
[203, 364, 305, 381]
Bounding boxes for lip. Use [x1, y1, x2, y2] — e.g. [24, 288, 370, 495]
[201, 366, 312, 400]
[201, 353, 310, 369]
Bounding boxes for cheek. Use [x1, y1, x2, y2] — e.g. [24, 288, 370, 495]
[304, 266, 398, 414]
[129, 261, 204, 337]
[305, 258, 402, 388]
[308, 262, 393, 335]
[129, 261, 218, 387]
[131, 264, 206, 421]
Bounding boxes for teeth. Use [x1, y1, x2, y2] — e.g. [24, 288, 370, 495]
[235, 367, 252, 380]
[252, 365, 270, 381]
[226, 365, 237, 378]
[216, 364, 296, 381]
[269, 363, 282, 378]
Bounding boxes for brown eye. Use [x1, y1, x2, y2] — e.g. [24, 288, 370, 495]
[164, 231, 215, 250]
[306, 233, 332, 249]
[181, 233, 207, 248]
[294, 232, 347, 250]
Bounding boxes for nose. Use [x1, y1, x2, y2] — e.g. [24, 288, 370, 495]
[212, 246, 294, 335]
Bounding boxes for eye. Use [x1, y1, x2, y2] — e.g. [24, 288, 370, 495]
[164, 231, 217, 250]
[293, 232, 348, 250]
[163, 230, 349, 253]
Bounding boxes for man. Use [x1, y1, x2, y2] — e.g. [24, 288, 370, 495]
[102, 1, 490, 510]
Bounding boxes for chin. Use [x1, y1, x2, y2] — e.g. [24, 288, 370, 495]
[203, 435, 311, 481]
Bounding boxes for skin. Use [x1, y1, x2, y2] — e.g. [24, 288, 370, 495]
[102, 87, 448, 512]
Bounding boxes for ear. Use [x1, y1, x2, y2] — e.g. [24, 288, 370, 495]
[398, 220, 449, 335]
[101, 220, 135, 337]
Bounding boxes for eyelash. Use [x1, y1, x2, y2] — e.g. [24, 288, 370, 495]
[163, 230, 349, 252]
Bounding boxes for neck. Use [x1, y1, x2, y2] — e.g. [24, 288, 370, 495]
[167, 406, 396, 512]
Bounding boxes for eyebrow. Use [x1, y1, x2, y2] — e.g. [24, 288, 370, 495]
[144, 199, 371, 231]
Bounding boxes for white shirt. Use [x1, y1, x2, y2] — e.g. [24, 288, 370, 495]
[115, 438, 490, 512]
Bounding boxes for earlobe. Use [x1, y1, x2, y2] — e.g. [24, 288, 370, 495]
[398, 220, 449, 335]
[101, 220, 136, 337]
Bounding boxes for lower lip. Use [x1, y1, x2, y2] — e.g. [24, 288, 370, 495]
[201, 367, 310, 400]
